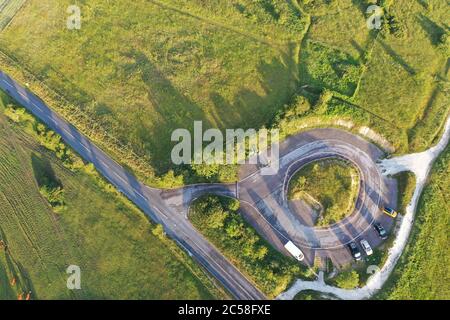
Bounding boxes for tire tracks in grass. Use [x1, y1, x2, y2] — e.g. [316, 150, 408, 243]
[148, 0, 287, 49]
[0, 121, 72, 296]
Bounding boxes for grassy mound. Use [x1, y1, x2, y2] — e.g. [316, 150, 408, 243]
[288, 159, 359, 226]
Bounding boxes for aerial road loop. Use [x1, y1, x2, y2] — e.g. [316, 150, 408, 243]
[0, 70, 394, 299]
[0, 71, 265, 300]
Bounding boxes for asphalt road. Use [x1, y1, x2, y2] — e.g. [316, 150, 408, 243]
[0, 70, 396, 297]
[0, 71, 265, 300]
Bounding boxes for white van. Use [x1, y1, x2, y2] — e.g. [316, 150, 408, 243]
[284, 241, 304, 261]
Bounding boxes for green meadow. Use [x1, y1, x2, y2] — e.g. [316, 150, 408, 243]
[0, 0, 306, 178]
[0, 0, 447, 183]
[378, 146, 450, 300]
[0, 0, 448, 301]
[0, 91, 224, 299]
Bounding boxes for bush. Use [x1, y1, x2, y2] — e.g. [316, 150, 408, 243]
[334, 270, 360, 289]
[221, 197, 240, 211]
[190, 194, 306, 297]
[152, 224, 166, 239]
[39, 185, 65, 212]
[189, 163, 238, 183]
[4, 106, 83, 170]
[314, 89, 333, 114]
[284, 95, 312, 118]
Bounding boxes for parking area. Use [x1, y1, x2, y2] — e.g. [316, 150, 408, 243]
[237, 128, 398, 268]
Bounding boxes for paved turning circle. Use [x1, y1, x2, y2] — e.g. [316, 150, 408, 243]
[237, 129, 397, 265]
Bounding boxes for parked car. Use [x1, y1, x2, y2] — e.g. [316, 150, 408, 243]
[360, 239, 373, 256]
[347, 242, 362, 261]
[374, 223, 388, 240]
[383, 206, 398, 218]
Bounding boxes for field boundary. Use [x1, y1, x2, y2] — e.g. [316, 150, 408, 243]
[0, 48, 161, 185]
[149, 0, 285, 49]
[0, 0, 27, 31]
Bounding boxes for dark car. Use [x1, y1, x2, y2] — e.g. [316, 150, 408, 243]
[347, 242, 362, 261]
[374, 223, 388, 240]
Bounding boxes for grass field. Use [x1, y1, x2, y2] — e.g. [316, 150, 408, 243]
[288, 159, 359, 226]
[301, 0, 450, 129]
[0, 0, 448, 300]
[302, 0, 372, 58]
[393, 171, 416, 214]
[0, 0, 306, 177]
[377, 146, 450, 300]
[0, 91, 224, 300]
[297, 0, 449, 153]
[0, 0, 447, 185]
[352, 0, 449, 139]
[298, 0, 372, 97]
[299, 39, 361, 96]
[407, 60, 450, 151]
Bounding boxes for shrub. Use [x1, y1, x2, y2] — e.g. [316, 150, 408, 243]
[314, 89, 333, 114]
[190, 194, 306, 297]
[334, 270, 360, 289]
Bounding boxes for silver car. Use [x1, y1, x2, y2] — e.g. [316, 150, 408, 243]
[360, 239, 373, 256]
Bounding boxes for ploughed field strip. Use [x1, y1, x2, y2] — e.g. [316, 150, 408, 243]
[0, 0, 26, 30]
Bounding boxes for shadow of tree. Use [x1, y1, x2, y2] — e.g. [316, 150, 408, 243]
[377, 38, 416, 75]
[120, 49, 211, 174]
[120, 47, 298, 175]
[416, 13, 446, 46]
[31, 153, 62, 190]
[209, 50, 298, 131]
[415, 0, 430, 10]
[19, 45, 299, 178]
[350, 39, 366, 60]
[351, 0, 369, 16]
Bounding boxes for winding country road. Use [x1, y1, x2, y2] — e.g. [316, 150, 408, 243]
[0, 71, 264, 300]
[0, 70, 395, 299]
